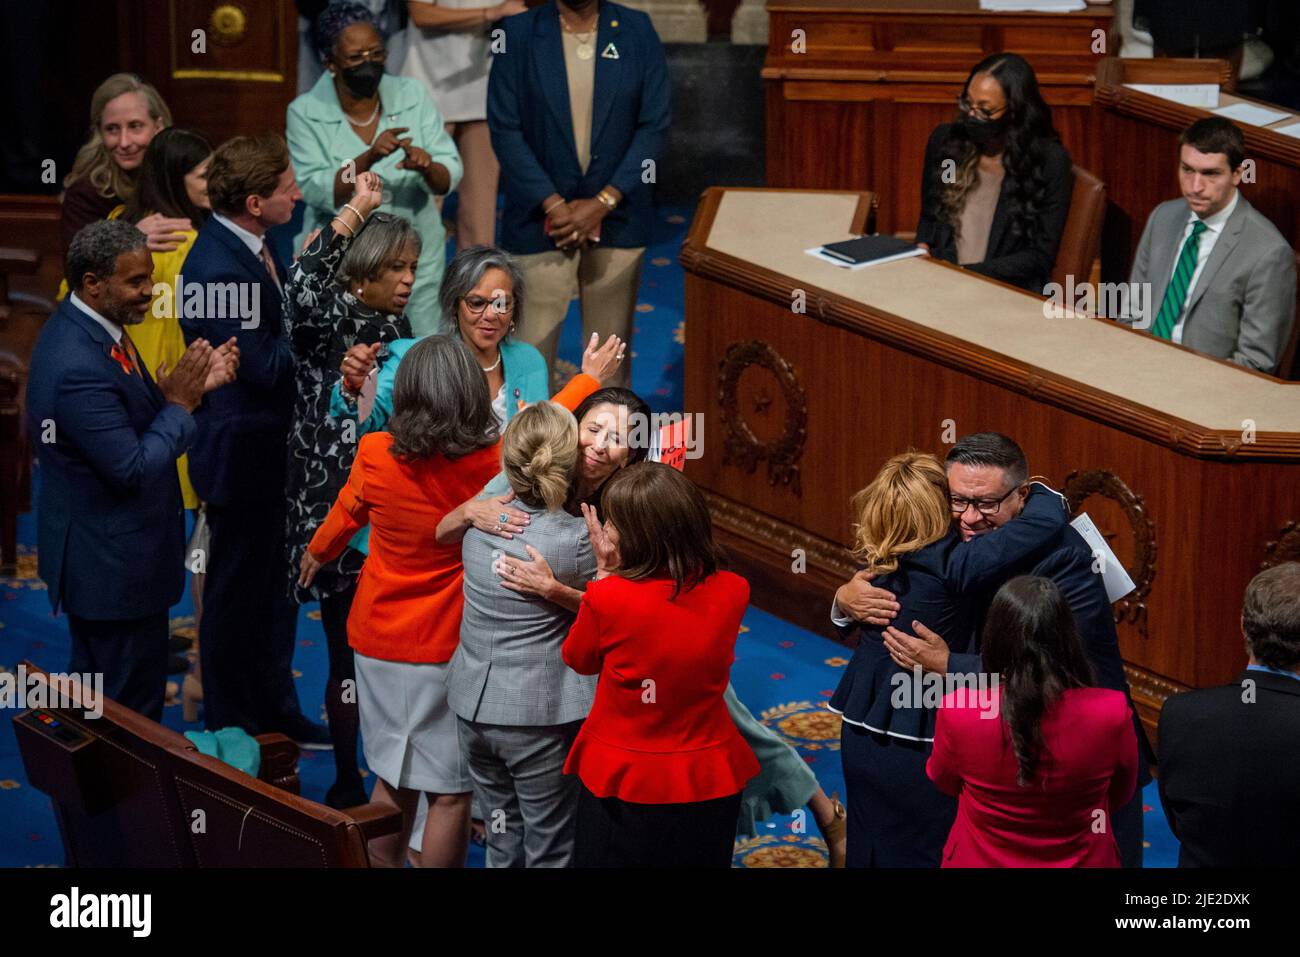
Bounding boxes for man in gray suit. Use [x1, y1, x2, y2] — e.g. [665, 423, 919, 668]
[1128, 116, 1296, 374]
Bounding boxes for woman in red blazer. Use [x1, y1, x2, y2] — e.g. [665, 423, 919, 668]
[562, 463, 760, 867]
[926, 576, 1138, 867]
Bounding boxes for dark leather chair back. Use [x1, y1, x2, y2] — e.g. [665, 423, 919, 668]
[169, 746, 375, 867]
[11, 666, 196, 867]
[1049, 165, 1107, 292]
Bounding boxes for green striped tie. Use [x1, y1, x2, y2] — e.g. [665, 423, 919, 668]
[1151, 220, 1208, 340]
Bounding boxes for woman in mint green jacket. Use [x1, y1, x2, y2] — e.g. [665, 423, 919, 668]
[288, 6, 463, 335]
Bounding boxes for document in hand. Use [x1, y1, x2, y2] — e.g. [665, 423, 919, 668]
[806, 234, 924, 270]
[1070, 513, 1137, 603]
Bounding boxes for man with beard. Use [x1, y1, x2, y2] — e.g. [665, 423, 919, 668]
[833, 432, 1154, 867]
[28, 218, 238, 720]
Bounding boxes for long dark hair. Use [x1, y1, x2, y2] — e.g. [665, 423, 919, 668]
[981, 576, 1094, 787]
[937, 53, 1058, 251]
[123, 127, 212, 226]
[388, 335, 499, 461]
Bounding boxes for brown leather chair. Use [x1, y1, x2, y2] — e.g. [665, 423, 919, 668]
[1049, 165, 1106, 291]
[12, 663, 398, 867]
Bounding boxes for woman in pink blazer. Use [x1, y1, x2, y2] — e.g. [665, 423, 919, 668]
[926, 576, 1138, 867]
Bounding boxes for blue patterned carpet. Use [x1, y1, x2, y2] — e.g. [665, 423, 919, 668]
[0, 205, 1178, 867]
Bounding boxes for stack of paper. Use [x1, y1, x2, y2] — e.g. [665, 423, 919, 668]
[980, 0, 1086, 11]
[1213, 102, 1293, 128]
[1125, 83, 1220, 109]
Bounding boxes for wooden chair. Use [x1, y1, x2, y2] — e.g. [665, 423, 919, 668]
[11, 663, 398, 867]
[1049, 165, 1107, 291]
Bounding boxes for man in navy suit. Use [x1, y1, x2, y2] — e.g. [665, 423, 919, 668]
[27, 219, 238, 721]
[835, 432, 1154, 867]
[179, 133, 326, 744]
[487, 0, 669, 387]
[1157, 562, 1300, 866]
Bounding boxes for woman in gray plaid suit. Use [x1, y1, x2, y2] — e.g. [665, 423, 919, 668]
[445, 400, 596, 867]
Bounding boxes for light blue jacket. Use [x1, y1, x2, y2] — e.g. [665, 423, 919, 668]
[328, 335, 552, 554]
[286, 72, 463, 336]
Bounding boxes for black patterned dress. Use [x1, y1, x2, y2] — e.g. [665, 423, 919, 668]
[283, 224, 412, 603]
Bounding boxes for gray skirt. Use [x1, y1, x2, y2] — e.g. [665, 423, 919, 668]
[354, 651, 472, 794]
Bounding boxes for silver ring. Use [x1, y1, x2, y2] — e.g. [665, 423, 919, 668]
[496, 522, 504, 532]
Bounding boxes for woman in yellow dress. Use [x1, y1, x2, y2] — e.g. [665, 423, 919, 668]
[119, 127, 214, 510]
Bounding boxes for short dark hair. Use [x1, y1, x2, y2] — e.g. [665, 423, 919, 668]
[601, 462, 725, 598]
[388, 335, 499, 461]
[572, 387, 654, 466]
[1242, 562, 1300, 671]
[66, 218, 148, 291]
[944, 432, 1028, 487]
[1180, 117, 1245, 172]
[205, 133, 290, 217]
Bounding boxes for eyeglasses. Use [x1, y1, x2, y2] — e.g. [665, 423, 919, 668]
[949, 485, 1022, 516]
[338, 47, 387, 68]
[957, 94, 1007, 122]
[462, 294, 515, 316]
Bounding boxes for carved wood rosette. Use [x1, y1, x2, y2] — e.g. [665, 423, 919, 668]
[1261, 521, 1300, 569]
[1063, 468, 1156, 634]
[717, 340, 808, 496]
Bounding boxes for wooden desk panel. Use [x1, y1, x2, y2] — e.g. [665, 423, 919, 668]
[682, 188, 1300, 738]
[764, 0, 1114, 231]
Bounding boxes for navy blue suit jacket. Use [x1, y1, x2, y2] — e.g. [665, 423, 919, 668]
[27, 298, 194, 620]
[487, 1, 670, 254]
[179, 218, 294, 506]
[950, 522, 1155, 784]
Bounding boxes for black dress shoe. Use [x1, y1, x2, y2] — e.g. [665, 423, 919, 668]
[324, 780, 370, 810]
[169, 634, 193, 653]
[166, 654, 190, 675]
[279, 717, 334, 751]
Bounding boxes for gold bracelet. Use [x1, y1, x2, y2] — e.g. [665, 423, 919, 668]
[596, 190, 618, 210]
[543, 198, 566, 215]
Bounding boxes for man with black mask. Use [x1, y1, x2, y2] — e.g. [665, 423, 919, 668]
[913, 52, 1075, 295]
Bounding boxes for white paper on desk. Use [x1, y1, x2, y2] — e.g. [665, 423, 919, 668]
[1125, 83, 1220, 109]
[980, 0, 1085, 11]
[1270, 121, 1300, 139]
[1213, 101, 1292, 128]
[1071, 513, 1137, 603]
[803, 246, 926, 270]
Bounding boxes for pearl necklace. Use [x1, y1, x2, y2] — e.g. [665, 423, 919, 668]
[346, 99, 381, 127]
[480, 352, 502, 372]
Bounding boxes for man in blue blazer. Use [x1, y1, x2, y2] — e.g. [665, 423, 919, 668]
[28, 220, 237, 720]
[179, 133, 326, 743]
[487, 0, 670, 387]
[835, 432, 1155, 867]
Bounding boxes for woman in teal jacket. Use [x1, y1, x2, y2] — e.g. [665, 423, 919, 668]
[288, 4, 463, 335]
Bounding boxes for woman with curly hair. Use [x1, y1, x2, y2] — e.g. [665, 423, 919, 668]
[914, 53, 1073, 294]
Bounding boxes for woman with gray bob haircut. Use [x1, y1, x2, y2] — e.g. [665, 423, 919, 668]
[283, 170, 418, 810]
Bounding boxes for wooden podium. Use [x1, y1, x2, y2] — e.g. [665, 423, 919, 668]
[680, 187, 1300, 739]
[763, 0, 1115, 233]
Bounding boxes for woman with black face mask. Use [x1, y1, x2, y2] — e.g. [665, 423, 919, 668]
[914, 53, 1074, 295]
[288, 2, 464, 336]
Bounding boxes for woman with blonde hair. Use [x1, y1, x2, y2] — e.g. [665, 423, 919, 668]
[61, 73, 192, 256]
[828, 451, 1068, 867]
[447, 400, 596, 867]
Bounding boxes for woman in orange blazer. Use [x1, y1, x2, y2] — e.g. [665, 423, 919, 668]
[562, 463, 760, 867]
[926, 576, 1138, 867]
[300, 334, 604, 868]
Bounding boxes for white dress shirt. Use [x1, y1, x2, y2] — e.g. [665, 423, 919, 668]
[69, 291, 122, 344]
[212, 212, 266, 258]
[1169, 188, 1239, 344]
